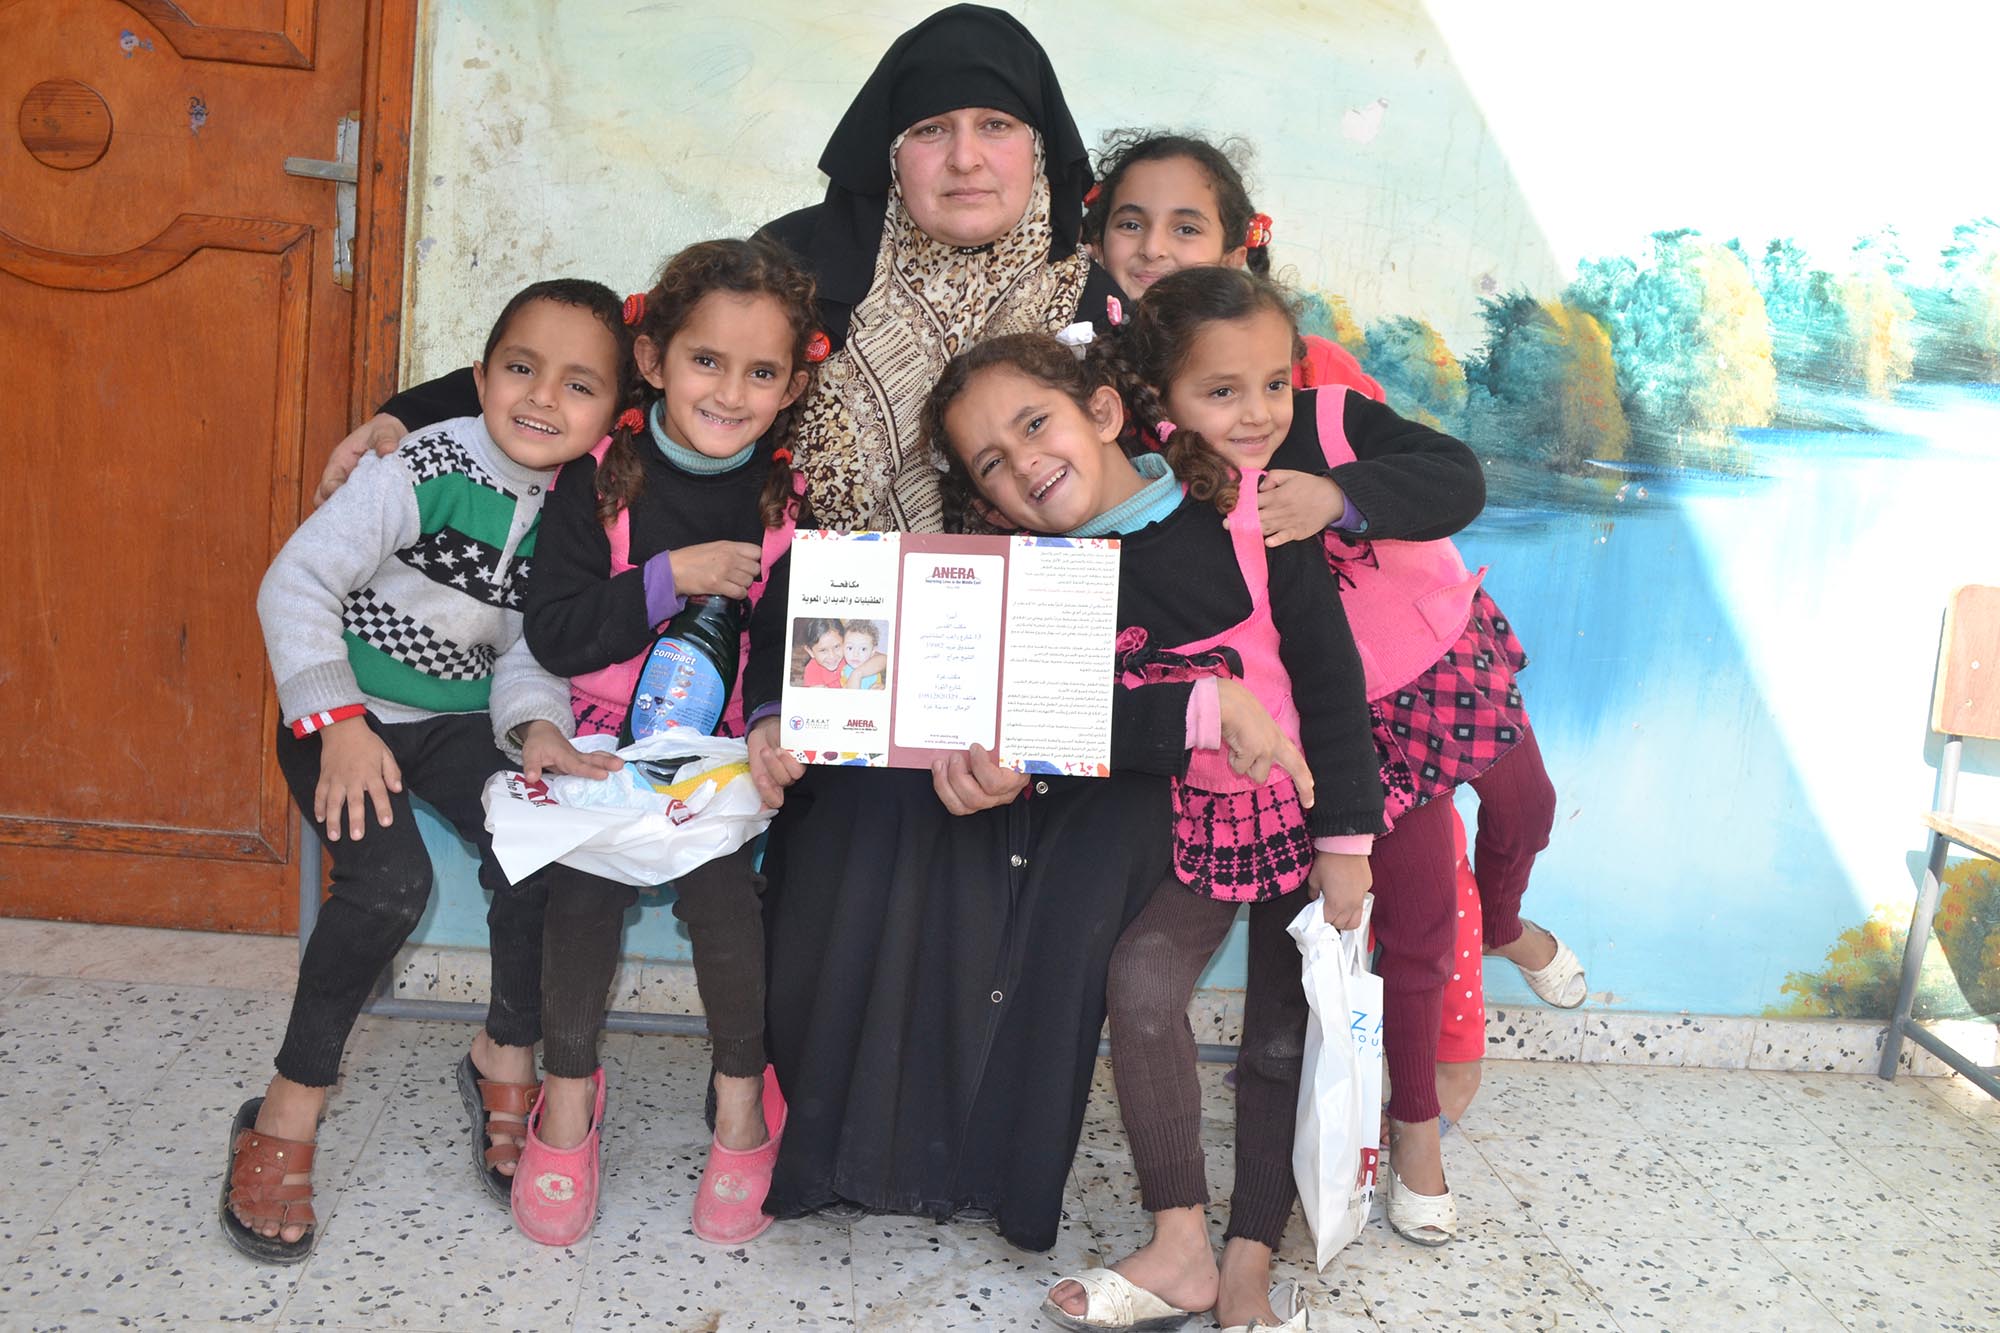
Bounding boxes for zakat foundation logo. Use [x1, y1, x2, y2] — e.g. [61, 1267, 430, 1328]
[925, 564, 982, 585]
[788, 715, 805, 732]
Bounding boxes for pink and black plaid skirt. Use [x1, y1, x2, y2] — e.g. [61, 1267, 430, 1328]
[1373, 589, 1531, 830]
[1172, 766, 1314, 903]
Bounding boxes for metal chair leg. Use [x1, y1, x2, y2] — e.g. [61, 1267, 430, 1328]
[1879, 829, 1951, 1080]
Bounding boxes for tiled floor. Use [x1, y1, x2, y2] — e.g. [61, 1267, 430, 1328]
[1, 922, 1997, 1332]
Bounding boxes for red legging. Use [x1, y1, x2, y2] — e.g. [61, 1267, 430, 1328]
[1369, 728, 1556, 1122]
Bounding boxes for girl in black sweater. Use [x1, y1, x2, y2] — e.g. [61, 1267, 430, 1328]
[515, 238, 820, 1248]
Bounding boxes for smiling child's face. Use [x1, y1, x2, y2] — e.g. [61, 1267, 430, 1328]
[809, 630, 845, 671]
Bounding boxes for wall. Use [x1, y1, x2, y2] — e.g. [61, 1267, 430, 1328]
[392, 0, 2000, 1019]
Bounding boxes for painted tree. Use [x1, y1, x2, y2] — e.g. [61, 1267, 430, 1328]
[1835, 264, 1916, 398]
[1567, 230, 1777, 462]
[1752, 238, 1845, 386]
[1911, 217, 2000, 382]
[1772, 857, 2000, 1020]
[1358, 315, 1465, 431]
[1294, 288, 1368, 356]
[1464, 293, 1629, 474]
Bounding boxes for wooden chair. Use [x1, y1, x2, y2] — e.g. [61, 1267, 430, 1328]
[1878, 585, 2000, 1097]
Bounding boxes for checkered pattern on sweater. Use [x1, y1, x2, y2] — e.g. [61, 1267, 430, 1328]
[342, 588, 496, 681]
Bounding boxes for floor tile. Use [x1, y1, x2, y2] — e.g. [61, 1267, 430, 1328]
[0, 1161, 310, 1325]
[576, 1144, 852, 1331]
[1844, 1136, 2000, 1253]
[1342, 1227, 1619, 1332]
[0, 973, 24, 1000]
[1455, 1061, 1630, 1139]
[1747, 1018, 1899, 1075]
[0, 920, 297, 994]
[282, 1157, 587, 1329]
[1474, 1133, 1742, 1240]
[1757, 1070, 1995, 1151]
[1553, 1233, 1845, 1332]
[1762, 1238, 2000, 1333]
[1920, 1073, 2000, 1141]
[1591, 1064, 1832, 1146]
[1, 1319, 285, 1332]
[1663, 1137, 1919, 1244]
[849, 1208, 1092, 1331]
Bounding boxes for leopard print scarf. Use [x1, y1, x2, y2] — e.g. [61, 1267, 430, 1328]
[791, 133, 1090, 534]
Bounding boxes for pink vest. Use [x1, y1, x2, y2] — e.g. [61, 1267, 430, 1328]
[1314, 388, 1485, 701]
[564, 437, 800, 739]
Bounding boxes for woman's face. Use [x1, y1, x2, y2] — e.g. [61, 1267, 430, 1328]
[894, 107, 1036, 248]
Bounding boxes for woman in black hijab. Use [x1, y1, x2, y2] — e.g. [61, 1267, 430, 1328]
[741, 6, 1163, 1254]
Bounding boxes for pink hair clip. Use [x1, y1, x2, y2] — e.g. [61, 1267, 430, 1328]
[1155, 420, 1178, 444]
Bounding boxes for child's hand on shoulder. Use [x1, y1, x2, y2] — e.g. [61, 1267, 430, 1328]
[314, 715, 402, 842]
[1308, 850, 1371, 929]
[670, 541, 763, 600]
[1215, 678, 1315, 810]
[517, 720, 623, 783]
[747, 716, 806, 809]
[1257, 469, 1346, 547]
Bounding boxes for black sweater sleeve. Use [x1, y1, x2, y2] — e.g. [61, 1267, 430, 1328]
[1272, 389, 1485, 543]
[380, 365, 481, 432]
[743, 548, 792, 719]
[1110, 681, 1196, 778]
[1267, 539, 1385, 839]
[521, 455, 658, 677]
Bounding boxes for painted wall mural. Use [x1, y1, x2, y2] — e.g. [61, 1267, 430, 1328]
[390, 0, 2000, 1020]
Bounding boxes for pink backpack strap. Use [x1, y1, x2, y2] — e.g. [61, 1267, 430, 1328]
[1223, 467, 1273, 618]
[747, 469, 807, 608]
[1314, 385, 1358, 469]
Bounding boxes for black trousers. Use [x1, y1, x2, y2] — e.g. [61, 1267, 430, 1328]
[538, 841, 768, 1080]
[273, 713, 545, 1086]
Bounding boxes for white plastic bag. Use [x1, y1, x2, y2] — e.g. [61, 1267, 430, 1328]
[1288, 893, 1385, 1269]
[482, 733, 772, 886]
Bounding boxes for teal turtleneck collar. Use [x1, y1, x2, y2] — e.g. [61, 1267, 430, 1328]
[1066, 453, 1183, 537]
[649, 400, 757, 475]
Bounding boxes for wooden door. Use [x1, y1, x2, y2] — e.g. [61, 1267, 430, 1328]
[0, 0, 413, 933]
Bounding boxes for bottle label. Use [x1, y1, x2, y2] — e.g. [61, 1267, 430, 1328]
[629, 636, 726, 739]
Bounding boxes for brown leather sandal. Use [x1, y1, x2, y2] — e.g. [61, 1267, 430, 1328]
[456, 1052, 539, 1202]
[218, 1097, 317, 1264]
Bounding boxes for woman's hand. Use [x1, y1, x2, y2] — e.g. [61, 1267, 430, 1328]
[670, 541, 764, 599]
[1214, 678, 1315, 809]
[1307, 851, 1372, 929]
[314, 716, 401, 841]
[1257, 470, 1346, 546]
[315, 413, 406, 506]
[747, 716, 806, 809]
[932, 742, 1027, 816]
[517, 721, 624, 783]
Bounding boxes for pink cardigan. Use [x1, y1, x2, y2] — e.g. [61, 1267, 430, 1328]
[1316, 388, 1485, 701]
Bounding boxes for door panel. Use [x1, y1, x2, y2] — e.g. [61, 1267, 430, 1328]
[0, 0, 368, 932]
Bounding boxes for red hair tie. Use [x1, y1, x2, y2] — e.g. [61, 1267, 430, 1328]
[1083, 181, 1103, 208]
[770, 447, 794, 466]
[804, 331, 831, 364]
[1245, 213, 1274, 249]
[621, 292, 647, 327]
[615, 407, 645, 434]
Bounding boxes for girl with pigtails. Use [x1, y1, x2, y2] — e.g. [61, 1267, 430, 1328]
[513, 237, 826, 1249]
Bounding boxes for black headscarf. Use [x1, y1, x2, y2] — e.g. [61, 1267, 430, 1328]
[800, 4, 1092, 309]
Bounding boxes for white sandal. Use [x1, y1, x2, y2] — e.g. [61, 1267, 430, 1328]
[1040, 1268, 1198, 1332]
[1386, 1168, 1457, 1246]
[1505, 919, 1587, 1009]
[1217, 1280, 1312, 1332]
